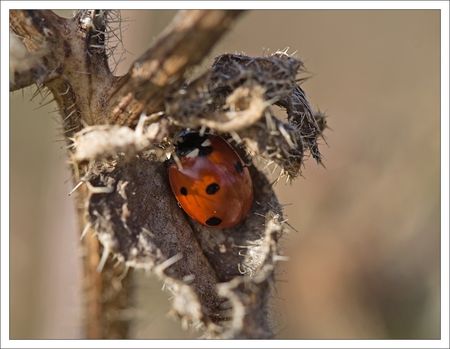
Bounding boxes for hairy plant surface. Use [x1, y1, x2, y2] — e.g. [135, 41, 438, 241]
[10, 9, 325, 339]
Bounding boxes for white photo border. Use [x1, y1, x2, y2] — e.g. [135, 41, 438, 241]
[1, 1, 448, 348]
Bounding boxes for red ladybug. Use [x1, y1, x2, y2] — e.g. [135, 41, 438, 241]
[168, 132, 253, 228]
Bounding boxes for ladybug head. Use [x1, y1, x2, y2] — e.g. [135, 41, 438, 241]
[174, 130, 210, 157]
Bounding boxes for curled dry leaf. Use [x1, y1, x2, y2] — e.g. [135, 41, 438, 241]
[167, 52, 326, 178]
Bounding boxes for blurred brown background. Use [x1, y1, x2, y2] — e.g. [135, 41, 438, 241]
[10, 10, 440, 339]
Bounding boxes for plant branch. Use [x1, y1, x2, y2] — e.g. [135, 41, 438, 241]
[10, 9, 126, 339]
[108, 10, 244, 126]
[9, 9, 248, 339]
[10, 9, 323, 339]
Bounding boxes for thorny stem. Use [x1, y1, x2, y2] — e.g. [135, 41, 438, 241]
[10, 9, 245, 338]
[109, 10, 244, 126]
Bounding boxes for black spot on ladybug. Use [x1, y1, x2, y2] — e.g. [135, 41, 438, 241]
[205, 216, 222, 226]
[235, 161, 244, 173]
[206, 183, 220, 195]
[198, 146, 213, 157]
[180, 187, 188, 196]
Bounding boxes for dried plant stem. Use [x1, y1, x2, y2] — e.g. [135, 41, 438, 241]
[10, 9, 246, 338]
[109, 10, 244, 126]
[10, 8, 323, 339]
[75, 186, 133, 339]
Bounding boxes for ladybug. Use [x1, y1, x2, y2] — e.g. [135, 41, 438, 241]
[168, 132, 253, 228]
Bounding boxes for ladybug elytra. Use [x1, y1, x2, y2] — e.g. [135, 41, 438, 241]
[168, 132, 253, 228]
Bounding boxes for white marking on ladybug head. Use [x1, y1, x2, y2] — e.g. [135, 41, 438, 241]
[201, 139, 212, 147]
[186, 148, 199, 158]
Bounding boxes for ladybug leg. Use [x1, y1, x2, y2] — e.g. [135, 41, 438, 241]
[222, 133, 252, 166]
[229, 131, 242, 144]
[172, 152, 183, 170]
[239, 150, 253, 168]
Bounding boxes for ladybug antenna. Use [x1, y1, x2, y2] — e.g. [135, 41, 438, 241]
[172, 152, 183, 170]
